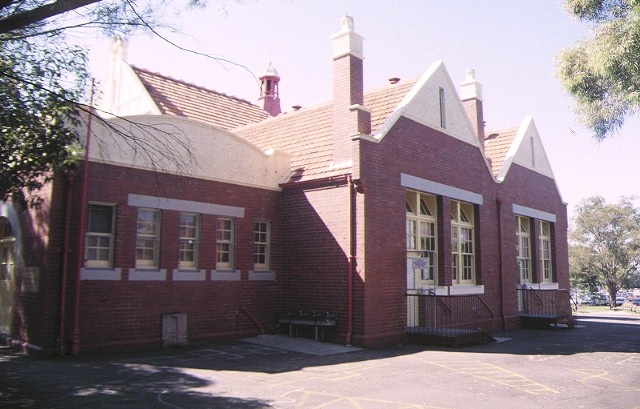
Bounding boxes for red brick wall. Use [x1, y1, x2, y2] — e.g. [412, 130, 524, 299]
[11, 115, 568, 353]
[278, 182, 356, 341]
[276, 116, 568, 347]
[67, 162, 281, 352]
[353, 116, 567, 344]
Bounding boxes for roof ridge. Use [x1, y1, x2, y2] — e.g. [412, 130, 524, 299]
[233, 100, 332, 132]
[364, 77, 419, 96]
[131, 65, 260, 108]
[486, 125, 519, 136]
[234, 79, 417, 133]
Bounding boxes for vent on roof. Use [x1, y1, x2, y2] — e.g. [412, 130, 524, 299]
[389, 77, 400, 84]
[291, 105, 301, 111]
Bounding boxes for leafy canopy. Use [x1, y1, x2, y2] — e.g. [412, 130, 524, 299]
[569, 195, 640, 306]
[0, 0, 204, 205]
[557, 0, 640, 140]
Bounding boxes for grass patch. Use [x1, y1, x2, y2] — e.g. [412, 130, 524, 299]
[576, 304, 638, 314]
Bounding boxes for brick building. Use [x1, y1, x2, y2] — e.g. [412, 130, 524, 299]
[0, 17, 569, 354]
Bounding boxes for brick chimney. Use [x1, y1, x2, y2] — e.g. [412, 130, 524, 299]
[460, 69, 485, 147]
[331, 16, 371, 166]
[258, 63, 281, 116]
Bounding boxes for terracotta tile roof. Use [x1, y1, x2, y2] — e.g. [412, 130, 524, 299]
[235, 103, 335, 182]
[132, 67, 269, 130]
[235, 80, 418, 183]
[484, 127, 518, 177]
[366, 80, 417, 133]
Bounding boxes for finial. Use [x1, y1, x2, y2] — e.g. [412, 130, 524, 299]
[466, 68, 476, 80]
[341, 15, 354, 31]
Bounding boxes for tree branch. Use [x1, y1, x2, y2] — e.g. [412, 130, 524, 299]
[0, 0, 101, 34]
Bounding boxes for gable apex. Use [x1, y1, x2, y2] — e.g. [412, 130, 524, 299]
[373, 60, 479, 148]
[497, 116, 556, 182]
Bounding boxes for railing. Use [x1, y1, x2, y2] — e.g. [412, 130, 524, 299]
[406, 292, 494, 338]
[517, 287, 574, 319]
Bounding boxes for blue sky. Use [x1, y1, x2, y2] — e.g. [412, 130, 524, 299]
[85, 0, 640, 220]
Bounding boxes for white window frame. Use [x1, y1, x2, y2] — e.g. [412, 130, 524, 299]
[451, 200, 475, 285]
[136, 208, 160, 269]
[85, 203, 115, 269]
[406, 191, 438, 287]
[517, 216, 532, 284]
[539, 220, 553, 283]
[216, 217, 235, 270]
[179, 213, 199, 270]
[253, 220, 270, 271]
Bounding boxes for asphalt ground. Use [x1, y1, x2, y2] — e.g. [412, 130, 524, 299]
[1, 310, 639, 409]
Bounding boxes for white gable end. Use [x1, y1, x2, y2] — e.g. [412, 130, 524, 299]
[97, 39, 160, 118]
[498, 116, 555, 181]
[374, 60, 479, 148]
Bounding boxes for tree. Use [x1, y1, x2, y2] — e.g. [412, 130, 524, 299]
[557, 0, 640, 140]
[0, 0, 203, 205]
[569, 196, 640, 308]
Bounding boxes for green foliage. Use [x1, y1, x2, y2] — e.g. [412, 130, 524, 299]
[569, 195, 640, 306]
[0, 30, 89, 203]
[558, 0, 640, 140]
[0, 0, 206, 205]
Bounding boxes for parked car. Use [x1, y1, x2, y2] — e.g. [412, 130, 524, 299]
[591, 295, 609, 306]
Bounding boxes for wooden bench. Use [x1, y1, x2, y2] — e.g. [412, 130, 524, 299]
[278, 311, 337, 342]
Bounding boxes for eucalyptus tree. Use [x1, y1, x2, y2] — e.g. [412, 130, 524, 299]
[570, 196, 640, 308]
[557, 0, 640, 140]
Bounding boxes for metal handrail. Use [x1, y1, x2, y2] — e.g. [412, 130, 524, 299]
[518, 288, 573, 319]
[527, 286, 544, 307]
[476, 295, 495, 320]
[434, 295, 452, 315]
[406, 292, 494, 340]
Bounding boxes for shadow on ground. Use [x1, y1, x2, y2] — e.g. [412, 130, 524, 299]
[0, 348, 271, 408]
[1, 311, 638, 408]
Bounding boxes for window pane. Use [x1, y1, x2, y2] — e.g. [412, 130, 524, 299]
[253, 221, 270, 270]
[217, 218, 234, 269]
[179, 213, 198, 269]
[406, 219, 417, 250]
[136, 209, 159, 268]
[540, 221, 553, 282]
[88, 205, 113, 234]
[451, 200, 475, 284]
[86, 204, 115, 268]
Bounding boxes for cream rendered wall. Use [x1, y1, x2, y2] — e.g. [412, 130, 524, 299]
[85, 115, 291, 190]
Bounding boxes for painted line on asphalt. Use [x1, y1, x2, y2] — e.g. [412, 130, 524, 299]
[572, 368, 640, 392]
[422, 358, 560, 395]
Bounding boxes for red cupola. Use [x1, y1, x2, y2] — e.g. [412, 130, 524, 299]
[259, 63, 281, 116]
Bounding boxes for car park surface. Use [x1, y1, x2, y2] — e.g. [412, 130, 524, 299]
[1, 310, 639, 408]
